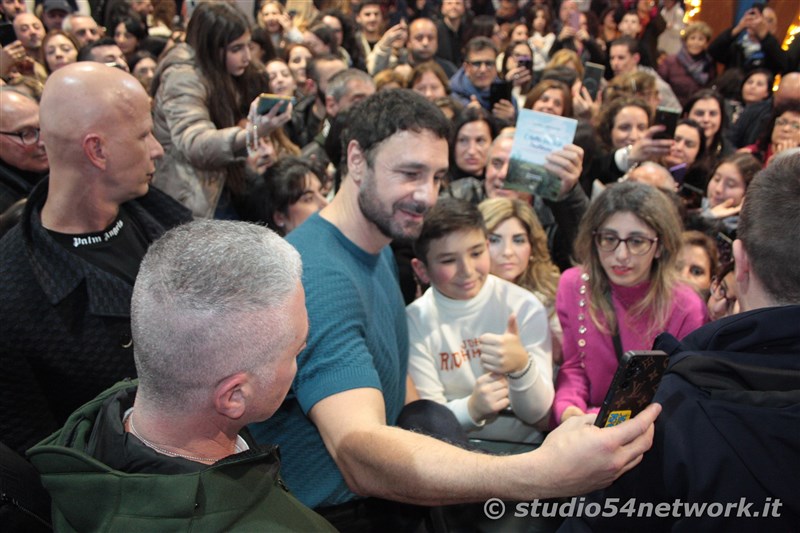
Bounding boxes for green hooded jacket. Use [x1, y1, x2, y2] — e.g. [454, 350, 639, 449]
[27, 381, 335, 532]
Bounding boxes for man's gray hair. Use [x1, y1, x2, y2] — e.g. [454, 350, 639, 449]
[490, 127, 515, 151]
[132, 220, 303, 410]
[626, 161, 677, 191]
[326, 68, 375, 102]
[62, 14, 94, 34]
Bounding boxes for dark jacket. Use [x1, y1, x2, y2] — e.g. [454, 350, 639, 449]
[0, 179, 191, 455]
[285, 93, 324, 149]
[708, 28, 786, 75]
[559, 305, 800, 532]
[727, 98, 772, 149]
[0, 159, 45, 214]
[436, 18, 467, 67]
[28, 381, 335, 532]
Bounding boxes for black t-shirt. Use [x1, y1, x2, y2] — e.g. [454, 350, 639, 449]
[47, 205, 149, 285]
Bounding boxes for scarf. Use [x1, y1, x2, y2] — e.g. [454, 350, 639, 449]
[676, 45, 711, 86]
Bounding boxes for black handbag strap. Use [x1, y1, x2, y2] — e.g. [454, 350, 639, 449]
[605, 290, 624, 361]
[612, 330, 624, 361]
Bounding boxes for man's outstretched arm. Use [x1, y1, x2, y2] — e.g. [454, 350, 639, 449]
[309, 387, 660, 505]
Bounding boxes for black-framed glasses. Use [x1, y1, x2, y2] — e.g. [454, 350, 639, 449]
[775, 117, 800, 131]
[467, 60, 495, 69]
[0, 128, 40, 146]
[593, 231, 658, 255]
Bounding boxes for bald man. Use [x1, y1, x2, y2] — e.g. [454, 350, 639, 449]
[0, 63, 191, 455]
[369, 18, 458, 77]
[626, 161, 677, 191]
[0, 88, 48, 212]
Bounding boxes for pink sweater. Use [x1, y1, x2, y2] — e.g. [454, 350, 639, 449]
[553, 267, 707, 424]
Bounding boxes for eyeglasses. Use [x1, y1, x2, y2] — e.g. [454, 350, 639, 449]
[593, 231, 658, 255]
[0, 128, 40, 146]
[467, 60, 495, 69]
[775, 117, 800, 131]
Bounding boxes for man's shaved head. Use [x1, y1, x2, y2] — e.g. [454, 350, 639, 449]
[40, 62, 147, 162]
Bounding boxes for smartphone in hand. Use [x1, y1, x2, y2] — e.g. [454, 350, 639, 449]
[257, 93, 295, 115]
[595, 351, 669, 428]
[489, 80, 513, 107]
[582, 62, 605, 101]
[0, 23, 17, 47]
[653, 107, 680, 140]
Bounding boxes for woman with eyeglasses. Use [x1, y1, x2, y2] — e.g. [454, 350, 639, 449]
[553, 181, 706, 425]
[740, 101, 800, 167]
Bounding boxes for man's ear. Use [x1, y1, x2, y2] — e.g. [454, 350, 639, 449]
[346, 139, 367, 185]
[214, 372, 249, 420]
[82, 134, 106, 170]
[411, 257, 431, 285]
[633, 52, 641, 65]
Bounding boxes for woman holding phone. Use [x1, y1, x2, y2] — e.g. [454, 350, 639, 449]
[553, 182, 706, 425]
[151, 2, 290, 219]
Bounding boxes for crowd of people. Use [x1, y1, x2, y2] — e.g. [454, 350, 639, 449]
[1, 0, 799, 531]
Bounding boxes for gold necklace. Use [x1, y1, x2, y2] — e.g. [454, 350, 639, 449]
[128, 414, 218, 464]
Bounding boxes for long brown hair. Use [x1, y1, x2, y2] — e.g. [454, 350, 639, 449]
[184, 2, 269, 192]
[573, 182, 682, 334]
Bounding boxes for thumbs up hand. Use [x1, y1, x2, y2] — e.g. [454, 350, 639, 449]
[478, 315, 530, 375]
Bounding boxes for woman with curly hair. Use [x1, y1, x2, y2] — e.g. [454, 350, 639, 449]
[586, 96, 671, 186]
[479, 197, 563, 363]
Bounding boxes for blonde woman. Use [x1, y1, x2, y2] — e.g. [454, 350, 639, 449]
[479, 197, 563, 364]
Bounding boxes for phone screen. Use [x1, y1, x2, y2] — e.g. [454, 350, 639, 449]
[653, 108, 680, 140]
[0, 23, 17, 47]
[583, 62, 605, 101]
[257, 94, 295, 115]
[489, 81, 513, 107]
[568, 11, 581, 30]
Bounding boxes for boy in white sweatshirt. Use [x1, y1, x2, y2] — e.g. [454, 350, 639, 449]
[407, 198, 554, 448]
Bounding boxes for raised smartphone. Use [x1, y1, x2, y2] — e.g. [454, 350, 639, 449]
[653, 107, 680, 140]
[256, 93, 296, 115]
[582, 62, 605, 101]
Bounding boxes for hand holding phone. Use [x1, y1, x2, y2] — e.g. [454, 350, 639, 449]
[568, 11, 581, 31]
[652, 107, 680, 140]
[256, 93, 295, 115]
[489, 80, 513, 108]
[595, 351, 668, 428]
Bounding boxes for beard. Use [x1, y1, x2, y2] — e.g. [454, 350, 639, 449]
[357, 166, 430, 243]
[410, 48, 434, 64]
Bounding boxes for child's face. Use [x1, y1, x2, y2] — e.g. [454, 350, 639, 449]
[419, 228, 491, 300]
